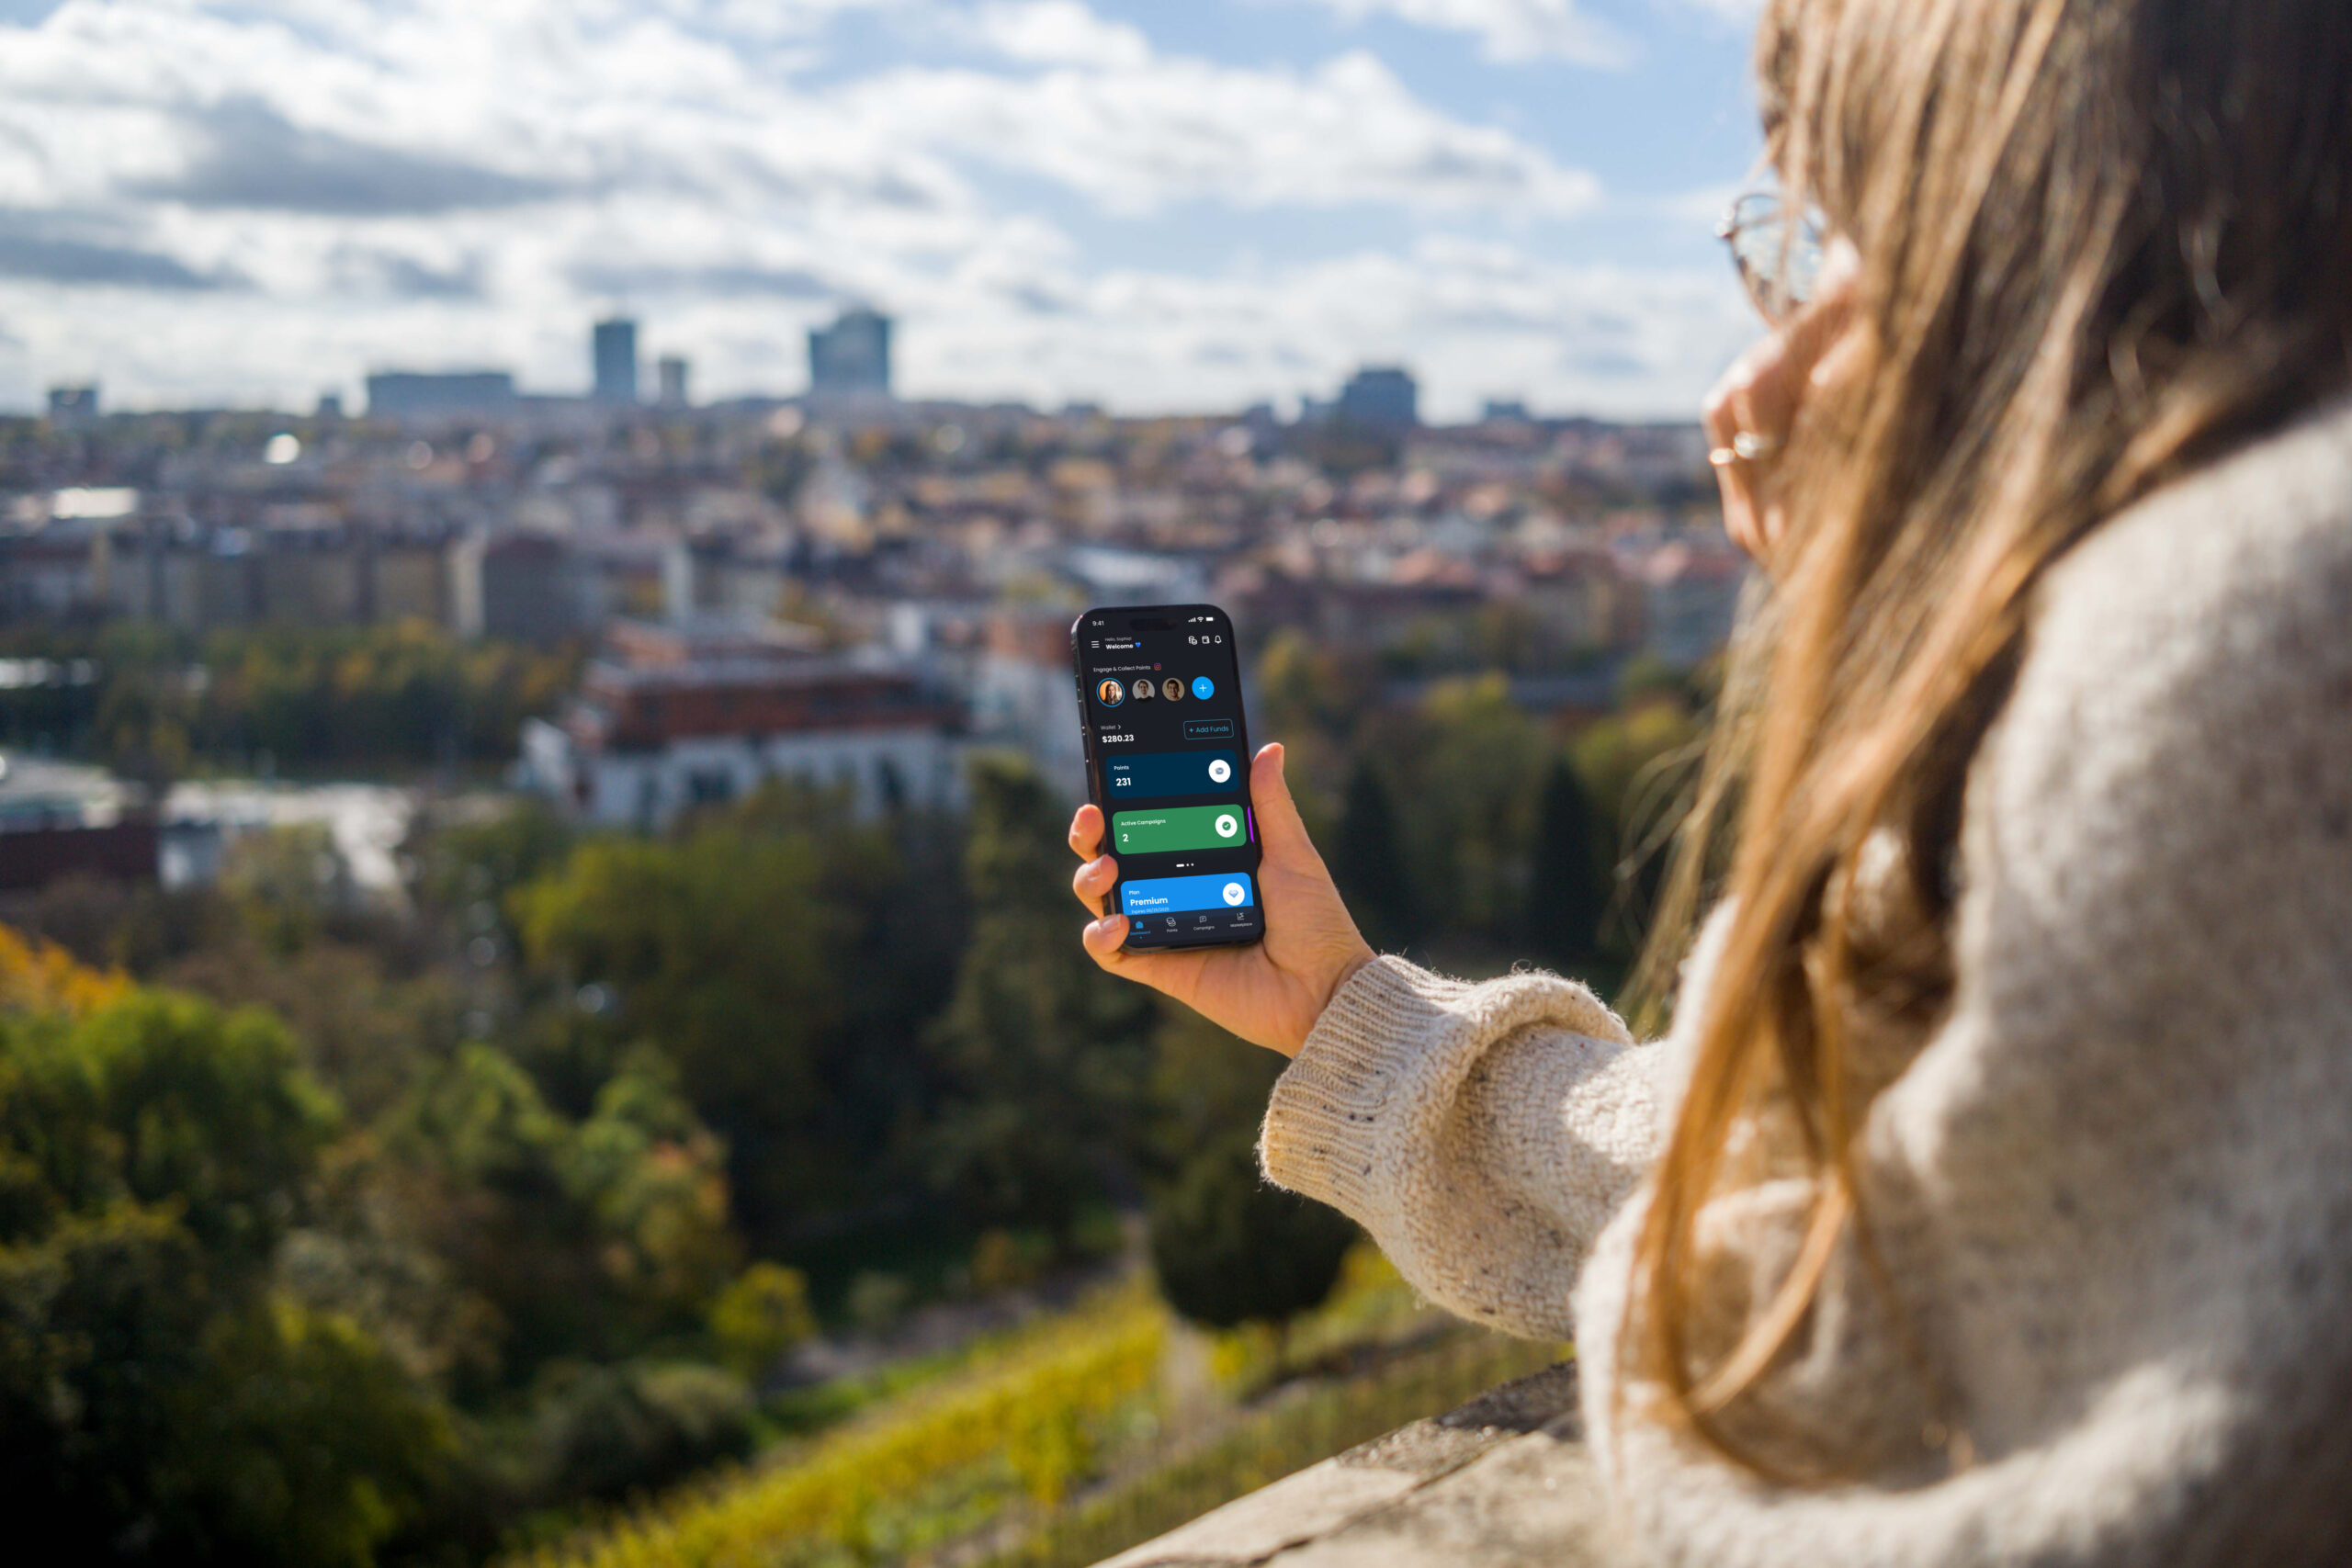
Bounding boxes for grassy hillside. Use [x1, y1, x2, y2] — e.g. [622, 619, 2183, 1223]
[508, 1250, 1564, 1568]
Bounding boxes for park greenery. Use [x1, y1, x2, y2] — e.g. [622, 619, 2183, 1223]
[0, 619, 1709, 1566]
[0, 618, 580, 781]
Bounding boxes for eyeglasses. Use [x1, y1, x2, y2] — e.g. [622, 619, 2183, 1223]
[1717, 187, 1827, 324]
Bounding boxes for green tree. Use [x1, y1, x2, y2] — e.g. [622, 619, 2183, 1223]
[1526, 755, 1611, 976]
[390, 1043, 737, 1371]
[1148, 1130, 1354, 1342]
[1253, 627, 1372, 747]
[514, 829, 833, 1239]
[925, 755, 1153, 1239]
[1145, 1005, 1282, 1179]
[222, 822, 355, 954]
[62, 620, 580, 777]
[1569, 699, 1705, 962]
[412, 798, 578, 934]
[166, 1300, 456, 1567]
[0, 989, 455, 1567]
[1330, 759, 1419, 951]
[707, 1262, 818, 1378]
[528, 1359, 753, 1504]
[719, 781, 969, 1224]
[565, 1054, 741, 1326]
[1389, 673, 1547, 942]
[513, 786, 966, 1244]
[1140, 985, 1353, 1355]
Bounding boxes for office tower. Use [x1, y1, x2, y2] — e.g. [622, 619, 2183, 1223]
[46, 385, 99, 426]
[1338, 366, 1419, 429]
[808, 306, 892, 400]
[593, 317, 639, 404]
[657, 355, 690, 409]
[365, 370, 516, 418]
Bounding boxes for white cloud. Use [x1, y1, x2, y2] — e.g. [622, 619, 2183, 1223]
[841, 49, 1599, 217]
[907, 237, 1753, 420]
[1281, 0, 1634, 67]
[0, 0, 1729, 418]
[969, 0, 1151, 68]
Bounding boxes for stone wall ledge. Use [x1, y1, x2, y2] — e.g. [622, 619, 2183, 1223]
[1096, 1361, 1629, 1568]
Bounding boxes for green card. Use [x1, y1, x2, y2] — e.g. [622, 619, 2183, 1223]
[1111, 804, 1248, 855]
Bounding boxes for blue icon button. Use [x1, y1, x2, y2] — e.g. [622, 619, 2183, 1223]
[1191, 676, 1215, 700]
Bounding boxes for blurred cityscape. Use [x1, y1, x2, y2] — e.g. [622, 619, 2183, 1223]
[0, 0, 1777, 1554]
[3, 305, 1741, 884]
[0, 305, 1743, 1568]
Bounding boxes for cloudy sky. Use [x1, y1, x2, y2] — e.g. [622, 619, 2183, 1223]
[0, 0, 1767, 420]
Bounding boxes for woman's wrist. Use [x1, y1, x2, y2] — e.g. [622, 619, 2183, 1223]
[1313, 943, 1377, 1038]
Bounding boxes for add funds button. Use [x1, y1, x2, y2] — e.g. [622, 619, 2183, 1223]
[1182, 718, 1235, 739]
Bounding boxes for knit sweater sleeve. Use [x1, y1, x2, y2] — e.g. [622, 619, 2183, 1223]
[1258, 956, 1662, 1339]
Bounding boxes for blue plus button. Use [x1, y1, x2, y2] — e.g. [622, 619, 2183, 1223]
[1191, 675, 1215, 699]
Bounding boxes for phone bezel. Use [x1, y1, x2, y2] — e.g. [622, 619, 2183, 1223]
[1069, 603, 1264, 953]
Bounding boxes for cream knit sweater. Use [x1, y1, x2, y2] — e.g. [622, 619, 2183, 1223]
[1260, 394, 2352, 1566]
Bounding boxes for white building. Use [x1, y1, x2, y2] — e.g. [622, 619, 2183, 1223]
[519, 651, 962, 829]
[967, 609, 1089, 801]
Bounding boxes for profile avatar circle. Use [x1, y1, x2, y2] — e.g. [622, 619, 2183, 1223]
[1095, 678, 1125, 707]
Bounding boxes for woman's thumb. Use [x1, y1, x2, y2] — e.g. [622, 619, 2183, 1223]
[1251, 743, 1316, 860]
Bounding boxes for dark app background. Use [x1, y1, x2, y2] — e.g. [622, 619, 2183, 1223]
[1075, 607, 1261, 949]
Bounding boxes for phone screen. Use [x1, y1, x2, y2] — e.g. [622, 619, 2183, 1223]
[1071, 604, 1263, 951]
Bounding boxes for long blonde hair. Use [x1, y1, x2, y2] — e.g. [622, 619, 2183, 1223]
[1631, 0, 2352, 1473]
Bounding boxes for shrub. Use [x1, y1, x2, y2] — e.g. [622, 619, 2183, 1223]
[1148, 1132, 1355, 1338]
[707, 1263, 817, 1379]
[531, 1360, 755, 1503]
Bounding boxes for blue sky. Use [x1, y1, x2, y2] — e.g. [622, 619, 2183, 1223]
[0, 0, 1766, 419]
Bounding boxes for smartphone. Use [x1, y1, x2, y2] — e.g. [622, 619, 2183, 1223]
[1070, 604, 1264, 951]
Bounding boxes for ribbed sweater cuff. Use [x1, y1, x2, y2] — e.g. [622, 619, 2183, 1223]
[1259, 955, 1476, 1217]
[1261, 955, 1635, 1220]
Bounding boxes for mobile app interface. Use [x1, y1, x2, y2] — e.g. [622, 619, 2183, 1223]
[1079, 610, 1261, 945]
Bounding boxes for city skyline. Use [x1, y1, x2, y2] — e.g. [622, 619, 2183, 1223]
[0, 0, 1766, 421]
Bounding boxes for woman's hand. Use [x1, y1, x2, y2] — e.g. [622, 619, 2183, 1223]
[1703, 236, 1866, 567]
[1069, 742, 1373, 1058]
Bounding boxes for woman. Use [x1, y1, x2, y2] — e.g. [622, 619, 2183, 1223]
[1069, 0, 2352, 1561]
